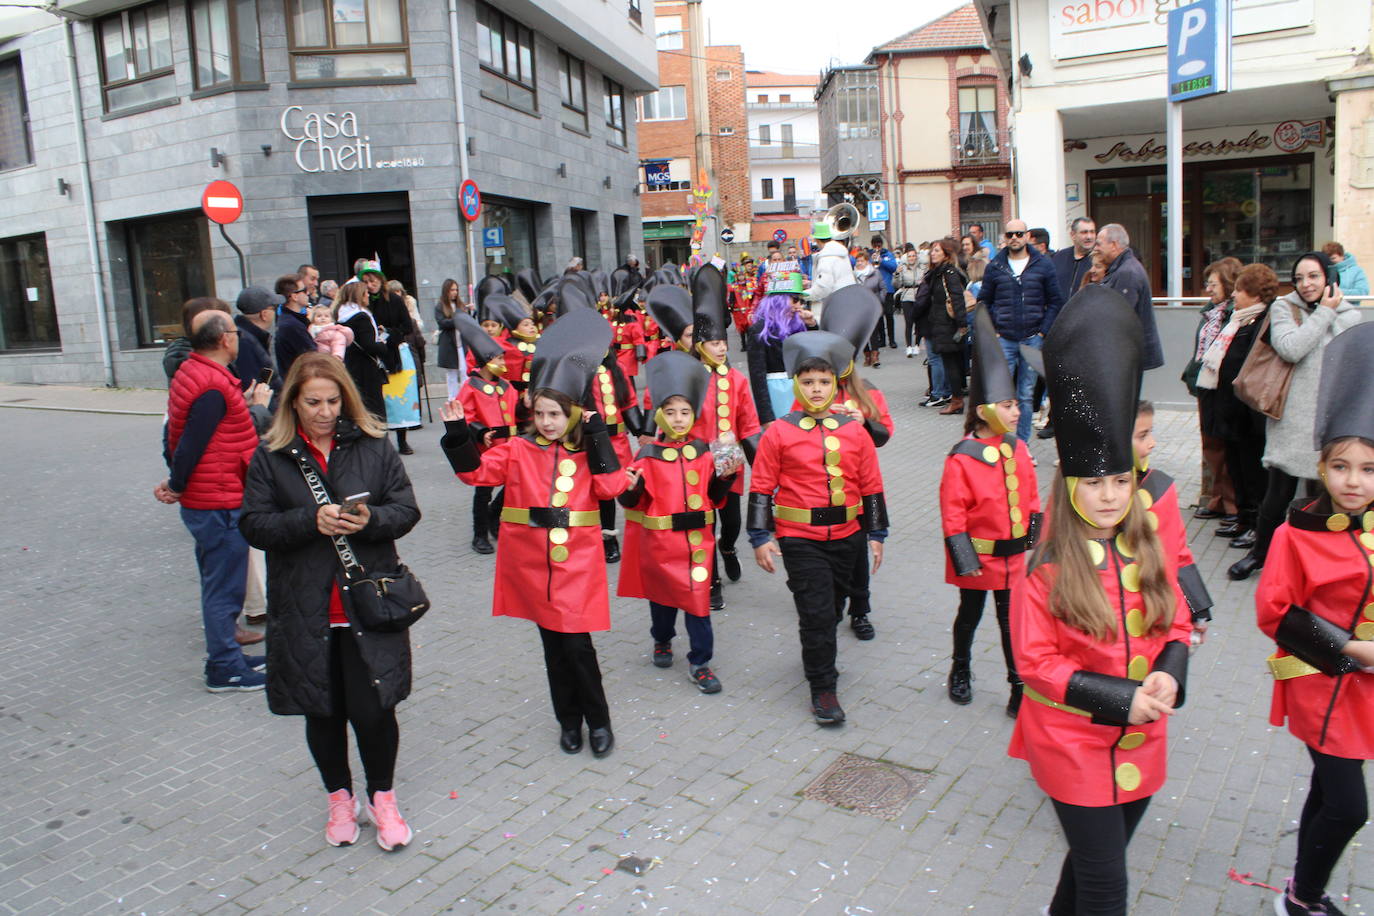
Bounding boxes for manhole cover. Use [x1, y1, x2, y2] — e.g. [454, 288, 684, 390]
[798, 752, 932, 820]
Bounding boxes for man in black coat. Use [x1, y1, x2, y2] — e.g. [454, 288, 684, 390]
[1097, 223, 1165, 370]
[1051, 217, 1097, 302]
[233, 286, 283, 394]
[273, 274, 315, 382]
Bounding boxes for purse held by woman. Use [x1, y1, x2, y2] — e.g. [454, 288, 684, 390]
[1233, 304, 1301, 420]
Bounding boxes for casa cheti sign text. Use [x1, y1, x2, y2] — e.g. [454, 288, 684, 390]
[1091, 122, 1326, 165]
[279, 106, 426, 173]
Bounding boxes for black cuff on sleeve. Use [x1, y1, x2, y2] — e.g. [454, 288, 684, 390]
[1176, 563, 1213, 623]
[1026, 512, 1044, 551]
[623, 405, 646, 438]
[944, 533, 982, 577]
[466, 420, 491, 441]
[616, 475, 645, 508]
[746, 492, 774, 531]
[861, 493, 889, 531]
[440, 421, 480, 474]
[864, 418, 891, 448]
[740, 432, 761, 464]
[707, 472, 736, 504]
[634, 344, 647, 362]
[1151, 640, 1189, 708]
[585, 428, 621, 475]
[583, 412, 609, 436]
[1065, 670, 1138, 727]
[1275, 605, 1362, 676]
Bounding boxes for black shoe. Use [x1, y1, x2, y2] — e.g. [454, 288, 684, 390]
[652, 642, 673, 668]
[1035, 424, 1056, 440]
[1215, 522, 1248, 538]
[872, 360, 881, 369]
[919, 395, 937, 407]
[710, 580, 724, 611]
[720, 548, 742, 582]
[559, 726, 583, 754]
[1193, 506, 1225, 519]
[811, 690, 845, 725]
[472, 535, 494, 555]
[1227, 554, 1263, 581]
[948, 663, 973, 705]
[1006, 683, 1023, 719]
[1230, 529, 1257, 550]
[850, 615, 876, 641]
[398, 443, 415, 455]
[1219, 514, 1239, 524]
[603, 535, 620, 564]
[928, 396, 951, 409]
[589, 726, 614, 758]
[688, 665, 722, 694]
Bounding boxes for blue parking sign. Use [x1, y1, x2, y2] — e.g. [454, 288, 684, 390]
[866, 200, 889, 223]
[1167, 0, 1231, 103]
[482, 227, 504, 248]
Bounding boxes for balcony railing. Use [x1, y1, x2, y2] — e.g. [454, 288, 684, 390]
[951, 128, 1010, 166]
[748, 142, 820, 161]
[747, 101, 811, 110]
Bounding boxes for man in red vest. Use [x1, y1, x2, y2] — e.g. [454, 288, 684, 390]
[155, 308, 270, 691]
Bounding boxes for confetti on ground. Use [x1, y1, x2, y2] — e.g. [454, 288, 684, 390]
[503, 833, 517, 839]
[1226, 868, 1283, 893]
[449, 791, 459, 799]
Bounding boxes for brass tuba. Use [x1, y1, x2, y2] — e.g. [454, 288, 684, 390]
[822, 202, 860, 241]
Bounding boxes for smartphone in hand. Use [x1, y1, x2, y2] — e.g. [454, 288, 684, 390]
[258, 367, 274, 387]
[340, 491, 371, 515]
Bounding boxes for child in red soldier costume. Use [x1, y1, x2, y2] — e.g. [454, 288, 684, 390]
[689, 265, 762, 610]
[639, 291, 666, 360]
[485, 295, 539, 391]
[1256, 320, 1374, 916]
[452, 311, 521, 556]
[1131, 400, 1215, 640]
[609, 299, 646, 380]
[619, 351, 742, 693]
[1009, 287, 1192, 915]
[440, 309, 627, 758]
[748, 330, 889, 725]
[941, 305, 1043, 715]
[729, 256, 759, 343]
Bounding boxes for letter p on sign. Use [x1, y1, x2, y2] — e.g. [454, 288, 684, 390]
[1176, 9, 1205, 57]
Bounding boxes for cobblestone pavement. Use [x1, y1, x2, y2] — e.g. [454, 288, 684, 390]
[2, 348, 1368, 916]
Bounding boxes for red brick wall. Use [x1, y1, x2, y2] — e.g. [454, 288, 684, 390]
[639, 2, 694, 220]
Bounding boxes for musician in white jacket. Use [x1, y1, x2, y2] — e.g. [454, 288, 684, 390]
[803, 222, 855, 320]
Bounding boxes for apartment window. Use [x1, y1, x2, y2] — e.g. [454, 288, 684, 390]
[638, 85, 685, 121]
[190, 0, 264, 90]
[757, 94, 768, 103]
[0, 58, 33, 170]
[760, 178, 773, 200]
[559, 50, 587, 130]
[715, 69, 730, 81]
[781, 124, 793, 145]
[958, 83, 998, 156]
[758, 124, 770, 145]
[477, 3, 535, 109]
[779, 94, 790, 102]
[604, 77, 626, 147]
[656, 15, 681, 50]
[783, 177, 796, 210]
[124, 212, 214, 347]
[287, 0, 409, 82]
[718, 126, 734, 135]
[628, 0, 641, 24]
[0, 234, 59, 351]
[98, 3, 176, 112]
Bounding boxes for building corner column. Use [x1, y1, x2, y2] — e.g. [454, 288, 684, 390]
[1010, 108, 1065, 237]
[1328, 58, 1374, 259]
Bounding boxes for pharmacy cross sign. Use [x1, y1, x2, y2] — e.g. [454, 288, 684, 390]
[201, 180, 243, 224]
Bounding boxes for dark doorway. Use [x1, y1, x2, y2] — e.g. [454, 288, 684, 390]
[308, 192, 416, 293]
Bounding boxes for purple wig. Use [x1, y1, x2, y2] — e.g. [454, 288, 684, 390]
[754, 294, 805, 347]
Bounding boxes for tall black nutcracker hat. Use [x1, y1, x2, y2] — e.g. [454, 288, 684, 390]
[453, 310, 505, 368]
[484, 294, 530, 333]
[551, 277, 597, 317]
[647, 285, 693, 345]
[1315, 321, 1374, 449]
[588, 268, 611, 301]
[818, 285, 882, 377]
[513, 267, 543, 306]
[782, 330, 855, 379]
[691, 263, 729, 344]
[1044, 285, 1142, 479]
[966, 305, 1019, 434]
[528, 307, 611, 402]
[610, 267, 636, 297]
[644, 350, 709, 416]
[562, 270, 598, 304]
[475, 274, 511, 320]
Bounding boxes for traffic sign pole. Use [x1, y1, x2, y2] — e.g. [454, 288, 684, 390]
[202, 180, 247, 288]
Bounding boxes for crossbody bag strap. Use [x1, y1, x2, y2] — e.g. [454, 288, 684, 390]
[290, 446, 366, 580]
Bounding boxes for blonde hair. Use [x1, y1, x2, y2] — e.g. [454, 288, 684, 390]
[1029, 472, 1175, 641]
[266, 352, 387, 450]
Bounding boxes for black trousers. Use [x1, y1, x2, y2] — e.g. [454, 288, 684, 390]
[304, 629, 400, 799]
[900, 300, 919, 347]
[1222, 432, 1266, 528]
[1048, 796, 1152, 916]
[882, 294, 896, 346]
[716, 490, 741, 553]
[1253, 468, 1317, 563]
[780, 532, 863, 692]
[846, 538, 871, 617]
[940, 351, 966, 398]
[537, 626, 610, 730]
[1293, 747, 1368, 903]
[953, 588, 1018, 684]
[472, 486, 504, 538]
[600, 499, 616, 532]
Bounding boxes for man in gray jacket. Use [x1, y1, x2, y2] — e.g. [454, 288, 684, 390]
[1098, 224, 1164, 370]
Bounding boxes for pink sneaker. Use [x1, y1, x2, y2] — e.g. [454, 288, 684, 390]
[325, 789, 360, 847]
[366, 790, 413, 851]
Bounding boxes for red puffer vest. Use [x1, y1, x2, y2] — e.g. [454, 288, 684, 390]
[166, 353, 259, 509]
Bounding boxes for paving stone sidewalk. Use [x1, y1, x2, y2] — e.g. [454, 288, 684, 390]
[1, 349, 1367, 916]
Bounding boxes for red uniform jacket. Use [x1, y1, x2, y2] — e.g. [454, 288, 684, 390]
[1138, 468, 1211, 620]
[589, 361, 637, 470]
[457, 374, 520, 453]
[611, 320, 645, 379]
[640, 314, 665, 359]
[751, 411, 884, 542]
[617, 439, 726, 615]
[691, 364, 762, 495]
[1009, 541, 1192, 806]
[940, 433, 1041, 591]
[498, 331, 538, 388]
[458, 435, 627, 632]
[1256, 501, 1374, 759]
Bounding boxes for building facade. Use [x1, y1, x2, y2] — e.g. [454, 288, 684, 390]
[746, 71, 821, 219]
[816, 63, 881, 212]
[636, 0, 748, 268]
[870, 3, 1012, 247]
[973, 0, 1366, 295]
[0, 0, 656, 387]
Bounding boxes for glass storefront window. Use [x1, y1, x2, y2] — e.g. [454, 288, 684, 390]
[1200, 163, 1312, 276]
[124, 212, 214, 346]
[0, 233, 60, 351]
[482, 201, 535, 280]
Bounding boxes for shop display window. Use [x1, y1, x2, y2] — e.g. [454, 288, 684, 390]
[288, 0, 410, 82]
[482, 201, 536, 279]
[1200, 163, 1312, 276]
[0, 233, 59, 351]
[123, 212, 214, 347]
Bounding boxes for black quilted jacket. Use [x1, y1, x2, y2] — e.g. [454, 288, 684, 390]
[239, 421, 421, 716]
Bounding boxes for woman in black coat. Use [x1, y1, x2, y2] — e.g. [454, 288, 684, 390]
[434, 279, 467, 400]
[917, 238, 968, 413]
[240, 353, 421, 853]
[337, 281, 390, 423]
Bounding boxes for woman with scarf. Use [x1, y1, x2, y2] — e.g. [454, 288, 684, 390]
[1183, 259, 1241, 523]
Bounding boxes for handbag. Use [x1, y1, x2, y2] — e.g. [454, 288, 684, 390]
[292, 448, 429, 632]
[941, 273, 969, 343]
[1233, 304, 1301, 420]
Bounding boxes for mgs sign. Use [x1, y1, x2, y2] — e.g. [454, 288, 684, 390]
[279, 106, 425, 173]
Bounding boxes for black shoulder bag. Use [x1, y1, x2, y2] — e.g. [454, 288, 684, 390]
[291, 447, 429, 632]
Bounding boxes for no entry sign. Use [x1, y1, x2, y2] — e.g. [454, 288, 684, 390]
[201, 180, 243, 224]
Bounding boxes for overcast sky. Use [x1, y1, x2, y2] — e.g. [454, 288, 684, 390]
[697, 0, 969, 75]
